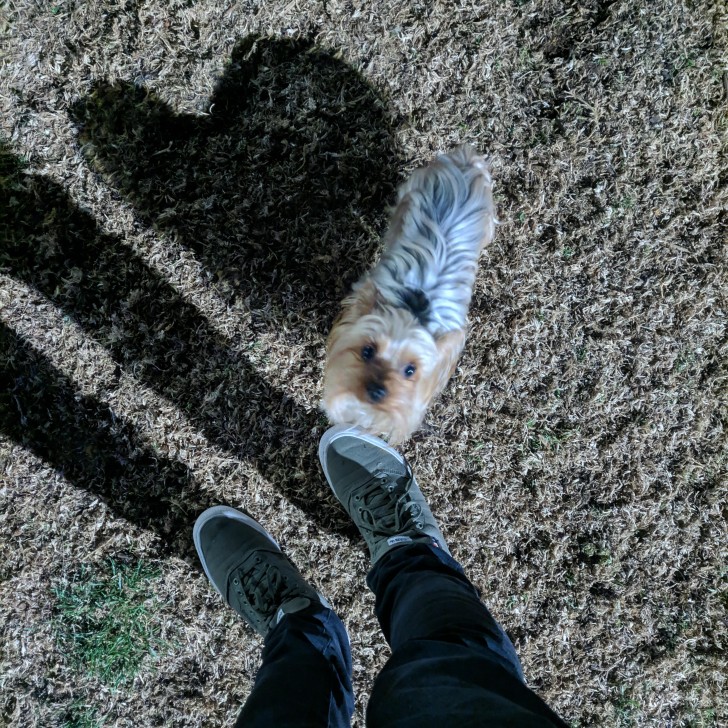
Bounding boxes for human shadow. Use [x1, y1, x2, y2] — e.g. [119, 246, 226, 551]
[0, 147, 347, 556]
[0, 321, 202, 560]
[0, 37, 400, 552]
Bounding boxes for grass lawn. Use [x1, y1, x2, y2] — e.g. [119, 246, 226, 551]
[1, 1, 726, 725]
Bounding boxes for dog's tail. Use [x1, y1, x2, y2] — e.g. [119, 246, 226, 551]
[431, 145, 496, 252]
[390, 144, 496, 256]
[442, 144, 490, 176]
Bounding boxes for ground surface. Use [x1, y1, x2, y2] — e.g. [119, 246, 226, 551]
[1, 1, 726, 726]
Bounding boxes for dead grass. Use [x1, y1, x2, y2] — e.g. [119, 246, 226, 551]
[1, 0, 727, 726]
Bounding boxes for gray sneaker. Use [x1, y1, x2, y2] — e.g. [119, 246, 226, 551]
[193, 506, 330, 635]
[318, 425, 450, 563]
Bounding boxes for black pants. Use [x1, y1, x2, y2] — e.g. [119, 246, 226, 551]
[236, 543, 567, 727]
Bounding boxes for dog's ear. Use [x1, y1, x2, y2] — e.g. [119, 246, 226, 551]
[326, 279, 380, 351]
[347, 279, 381, 319]
[334, 279, 380, 327]
[417, 328, 466, 403]
[436, 328, 466, 378]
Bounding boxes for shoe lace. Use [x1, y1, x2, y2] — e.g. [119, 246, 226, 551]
[232, 556, 295, 619]
[353, 468, 425, 538]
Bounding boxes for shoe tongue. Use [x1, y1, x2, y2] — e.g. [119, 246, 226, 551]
[275, 596, 313, 625]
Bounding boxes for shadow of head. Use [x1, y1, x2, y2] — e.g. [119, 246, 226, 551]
[71, 35, 400, 332]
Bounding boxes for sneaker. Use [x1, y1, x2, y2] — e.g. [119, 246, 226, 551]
[193, 505, 330, 635]
[318, 424, 450, 563]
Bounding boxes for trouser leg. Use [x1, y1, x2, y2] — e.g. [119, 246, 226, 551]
[365, 544, 568, 728]
[235, 604, 354, 728]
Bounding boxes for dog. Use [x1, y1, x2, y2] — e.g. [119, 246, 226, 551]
[322, 145, 495, 443]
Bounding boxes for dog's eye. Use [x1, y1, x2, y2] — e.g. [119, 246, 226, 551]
[361, 344, 376, 361]
[404, 363, 416, 378]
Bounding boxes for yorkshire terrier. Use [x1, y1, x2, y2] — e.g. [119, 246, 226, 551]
[322, 145, 495, 443]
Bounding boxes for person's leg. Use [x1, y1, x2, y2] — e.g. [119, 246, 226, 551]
[366, 543, 566, 727]
[234, 603, 352, 727]
[368, 542, 523, 679]
[194, 505, 354, 728]
[319, 425, 567, 728]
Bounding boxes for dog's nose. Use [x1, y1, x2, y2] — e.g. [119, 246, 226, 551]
[366, 382, 388, 403]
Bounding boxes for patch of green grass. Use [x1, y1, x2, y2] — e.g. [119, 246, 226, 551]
[529, 127, 551, 147]
[466, 441, 487, 467]
[525, 420, 575, 453]
[619, 196, 634, 210]
[62, 700, 103, 728]
[613, 686, 640, 727]
[53, 559, 166, 686]
[687, 708, 718, 727]
[675, 349, 697, 373]
[518, 47, 533, 69]
[580, 542, 612, 565]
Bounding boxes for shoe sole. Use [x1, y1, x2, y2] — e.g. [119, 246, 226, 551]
[318, 424, 406, 500]
[193, 505, 279, 599]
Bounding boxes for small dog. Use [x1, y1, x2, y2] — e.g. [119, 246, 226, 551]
[322, 145, 495, 443]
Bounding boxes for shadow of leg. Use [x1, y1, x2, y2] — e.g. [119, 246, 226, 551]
[0, 322, 203, 560]
[0, 146, 354, 540]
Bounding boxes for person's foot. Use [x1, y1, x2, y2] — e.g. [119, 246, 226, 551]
[194, 506, 329, 635]
[319, 425, 450, 563]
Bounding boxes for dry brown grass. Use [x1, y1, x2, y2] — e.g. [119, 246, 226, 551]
[1, 1, 726, 726]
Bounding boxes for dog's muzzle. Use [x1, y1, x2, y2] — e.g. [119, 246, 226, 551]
[366, 382, 387, 403]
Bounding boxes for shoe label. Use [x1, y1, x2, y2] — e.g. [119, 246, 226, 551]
[387, 535, 413, 546]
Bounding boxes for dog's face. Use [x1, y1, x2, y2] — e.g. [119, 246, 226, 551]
[324, 308, 437, 443]
[323, 283, 465, 443]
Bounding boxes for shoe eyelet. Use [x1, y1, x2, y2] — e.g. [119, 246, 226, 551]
[233, 578, 239, 585]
